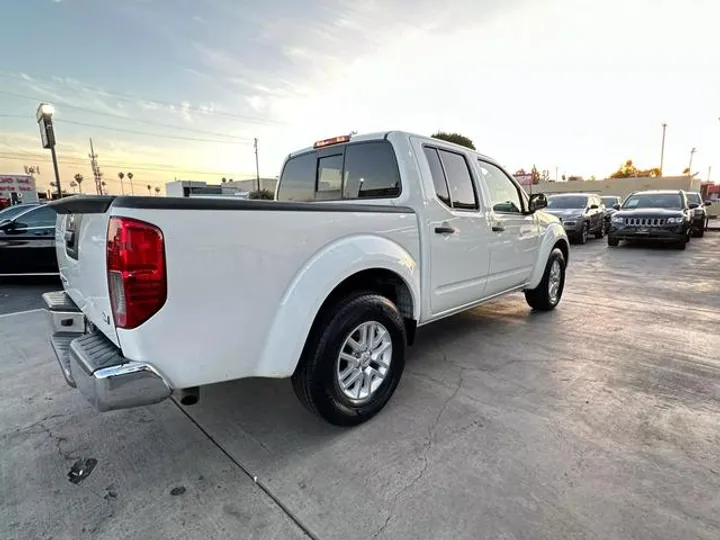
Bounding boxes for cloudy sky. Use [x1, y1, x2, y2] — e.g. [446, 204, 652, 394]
[1, 0, 719, 195]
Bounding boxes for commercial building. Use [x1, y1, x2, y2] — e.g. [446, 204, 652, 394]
[0, 174, 39, 207]
[529, 176, 702, 199]
[165, 178, 278, 199]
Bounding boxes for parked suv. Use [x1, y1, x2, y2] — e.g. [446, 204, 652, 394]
[608, 190, 692, 249]
[600, 195, 622, 228]
[685, 191, 710, 237]
[545, 193, 605, 244]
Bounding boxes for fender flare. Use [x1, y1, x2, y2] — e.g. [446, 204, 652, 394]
[253, 234, 420, 378]
[527, 224, 569, 290]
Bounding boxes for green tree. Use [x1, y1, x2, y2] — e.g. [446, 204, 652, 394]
[249, 189, 274, 200]
[431, 131, 476, 150]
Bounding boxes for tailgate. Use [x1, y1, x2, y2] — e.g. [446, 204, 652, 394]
[52, 196, 120, 347]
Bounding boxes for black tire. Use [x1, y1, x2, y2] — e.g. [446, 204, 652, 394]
[594, 221, 605, 239]
[697, 227, 705, 238]
[524, 247, 566, 311]
[608, 236, 620, 247]
[576, 223, 589, 245]
[292, 293, 406, 427]
[674, 240, 687, 250]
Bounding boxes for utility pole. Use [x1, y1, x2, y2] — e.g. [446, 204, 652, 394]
[253, 138, 260, 192]
[660, 123, 667, 176]
[89, 139, 103, 195]
[708, 166, 712, 181]
[688, 147, 697, 176]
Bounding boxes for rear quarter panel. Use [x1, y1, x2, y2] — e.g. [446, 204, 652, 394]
[56, 213, 119, 346]
[111, 206, 420, 389]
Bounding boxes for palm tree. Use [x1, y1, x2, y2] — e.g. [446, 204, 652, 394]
[101, 181, 107, 195]
[73, 173, 84, 194]
[146, 184, 152, 195]
[118, 172, 125, 195]
[69, 181, 77, 193]
[154, 186, 161, 196]
[127, 172, 134, 195]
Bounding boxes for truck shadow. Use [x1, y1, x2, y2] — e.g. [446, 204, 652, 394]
[182, 295, 563, 458]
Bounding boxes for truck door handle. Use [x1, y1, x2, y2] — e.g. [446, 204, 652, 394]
[492, 224, 505, 232]
[434, 225, 456, 234]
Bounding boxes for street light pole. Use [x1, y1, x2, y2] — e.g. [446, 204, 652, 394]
[253, 138, 260, 192]
[660, 123, 667, 176]
[36, 103, 62, 198]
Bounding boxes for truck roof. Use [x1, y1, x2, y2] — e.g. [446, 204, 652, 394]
[287, 130, 496, 162]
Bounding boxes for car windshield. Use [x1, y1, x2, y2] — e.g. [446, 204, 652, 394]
[0, 204, 39, 221]
[601, 197, 618, 207]
[546, 196, 588, 209]
[622, 193, 682, 210]
[686, 193, 701, 205]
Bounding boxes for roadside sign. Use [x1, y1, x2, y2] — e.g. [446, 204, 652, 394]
[0, 175, 39, 203]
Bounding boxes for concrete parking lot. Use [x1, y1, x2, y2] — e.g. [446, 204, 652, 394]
[1, 234, 719, 540]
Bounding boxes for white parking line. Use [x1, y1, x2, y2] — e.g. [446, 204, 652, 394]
[0, 308, 44, 319]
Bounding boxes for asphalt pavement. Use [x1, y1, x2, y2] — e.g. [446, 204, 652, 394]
[1, 234, 719, 540]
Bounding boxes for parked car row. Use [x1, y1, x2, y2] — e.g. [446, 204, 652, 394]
[544, 190, 712, 250]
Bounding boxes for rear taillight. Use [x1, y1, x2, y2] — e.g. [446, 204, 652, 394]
[106, 216, 166, 330]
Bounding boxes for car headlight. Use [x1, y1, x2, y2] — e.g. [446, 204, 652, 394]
[611, 215, 624, 223]
[666, 216, 685, 224]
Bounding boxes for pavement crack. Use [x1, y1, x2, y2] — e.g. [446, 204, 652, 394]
[370, 344, 463, 540]
[171, 399, 322, 540]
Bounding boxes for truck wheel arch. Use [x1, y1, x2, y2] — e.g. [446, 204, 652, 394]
[253, 235, 420, 379]
[527, 225, 570, 290]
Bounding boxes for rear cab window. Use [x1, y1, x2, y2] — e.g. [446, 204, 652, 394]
[276, 140, 401, 202]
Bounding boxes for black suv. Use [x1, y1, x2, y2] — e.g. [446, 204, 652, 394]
[685, 191, 711, 237]
[607, 190, 692, 249]
[600, 195, 622, 230]
[545, 193, 606, 244]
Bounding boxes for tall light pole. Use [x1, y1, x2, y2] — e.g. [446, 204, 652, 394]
[36, 103, 62, 198]
[688, 147, 697, 176]
[253, 138, 260, 192]
[660, 123, 667, 176]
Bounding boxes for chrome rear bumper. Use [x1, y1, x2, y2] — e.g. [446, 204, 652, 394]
[43, 291, 171, 412]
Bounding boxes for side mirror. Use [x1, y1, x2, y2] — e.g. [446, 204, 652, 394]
[0, 220, 14, 231]
[613, 203, 620, 210]
[528, 193, 547, 212]
[688, 203, 699, 209]
[704, 201, 712, 206]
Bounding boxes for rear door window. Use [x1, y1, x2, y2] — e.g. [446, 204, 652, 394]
[277, 140, 401, 202]
[438, 150, 478, 211]
[13, 206, 57, 229]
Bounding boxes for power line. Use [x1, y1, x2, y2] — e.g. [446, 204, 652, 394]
[0, 90, 255, 139]
[0, 151, 255, 178]
[1, 113, 253, 144]
[0, 72, 288, 125]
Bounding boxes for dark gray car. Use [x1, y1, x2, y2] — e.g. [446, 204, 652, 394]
[685, 191, 711, 237]
[545, 193, 605, 244]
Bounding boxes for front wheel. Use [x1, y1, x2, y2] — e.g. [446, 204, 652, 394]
[608, 236, 620, 247]
[524, 248, 566, 311]
[292, 293, 406, 427]
[576, 223, 589, 244]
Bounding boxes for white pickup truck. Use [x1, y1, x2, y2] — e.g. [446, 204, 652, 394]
[44, 131, 569, 426]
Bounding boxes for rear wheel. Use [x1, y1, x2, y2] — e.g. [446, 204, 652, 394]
[524, 248, 566, 311]
[292, 293, 406, 426]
